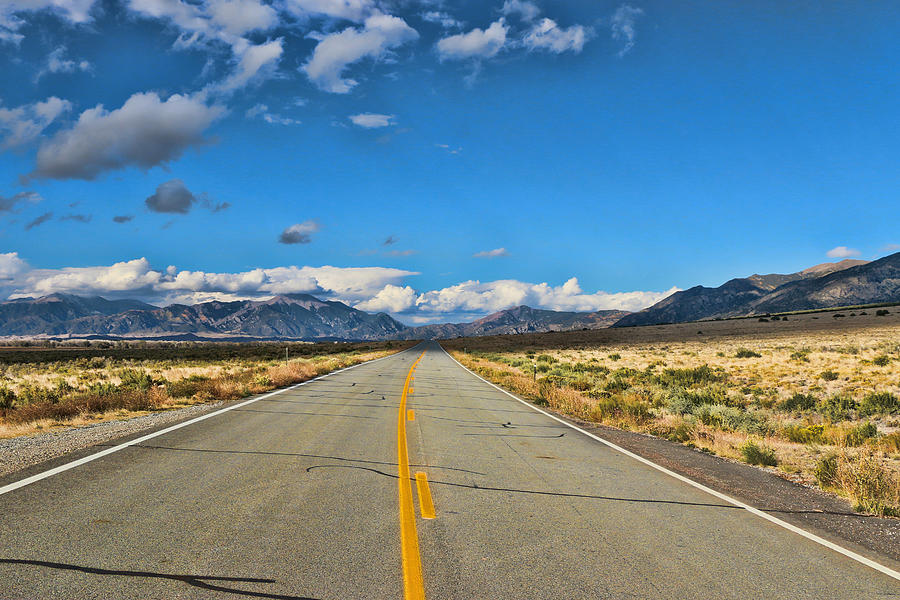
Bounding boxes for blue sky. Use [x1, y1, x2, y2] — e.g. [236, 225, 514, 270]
[0, 0, 898, 323]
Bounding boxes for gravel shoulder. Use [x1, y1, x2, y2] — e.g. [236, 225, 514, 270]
[0, 401, 225, 479]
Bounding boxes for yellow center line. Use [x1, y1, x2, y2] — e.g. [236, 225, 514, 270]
[398, 351, 427, 600]
[414, 472, 436, 520]
[407, 409, 415, 421]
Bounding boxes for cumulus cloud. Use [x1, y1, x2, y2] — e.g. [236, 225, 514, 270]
[283, 0, 374, 23]
[3, 256, 418, 305]
[30, 92, 224, 181]
[246, 103, 300, 125]
[500, 0, 539, 22]
[473, 247, 509, 258]
[25, 211, 53, 230]
[437, 19, 507, 61]
[414, 277, 678, 319]
[355, 284, 416, 313]
[279, 220, 320, 244]
[145, 179, 197, 214]
[826, 246, 861, 258]
[349, 113, 394, 128]
[610, 4, 643, 56]
[523, 18, 590, 53]
[113, 215, 134, 223]
[0, 96, 71, 149]
[302, 13, 419, 93]
[0, 191, 42, 212]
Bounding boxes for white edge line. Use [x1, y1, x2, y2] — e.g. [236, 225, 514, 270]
[440, 345, 900, 583]
[0, 346, 417, 498]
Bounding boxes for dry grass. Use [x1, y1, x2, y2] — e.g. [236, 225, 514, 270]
[447, 321, 900, 516]
[0, 345, 412, 439]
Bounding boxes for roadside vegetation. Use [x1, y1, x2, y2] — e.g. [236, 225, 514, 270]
[0, 340, 411, 438]
[445, 326, 900, 517]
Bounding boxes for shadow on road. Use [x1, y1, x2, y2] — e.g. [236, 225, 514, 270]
[0, 558, 320, 599]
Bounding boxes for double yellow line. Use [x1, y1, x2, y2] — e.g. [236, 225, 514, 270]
[397, 351, 429, 600]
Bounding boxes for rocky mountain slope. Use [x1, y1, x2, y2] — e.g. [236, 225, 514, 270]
[613, 257, 895, 327]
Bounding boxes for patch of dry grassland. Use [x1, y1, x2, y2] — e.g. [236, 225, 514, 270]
[0, 344, 412, 439]
[447, 324, 900, 516]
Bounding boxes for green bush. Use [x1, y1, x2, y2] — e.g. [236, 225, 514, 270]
[608, 353, 621, 361]
[655, 365, 724, 387]
[820, 370, 839, 381]
[741, 440, 778, 466]
[118, 369, 154, 391]
[782, 423, 825, 444]
[777, 393, 817, 412]
[735, 348, 762, 358]
[843, 422, 878, 447]
[0, 386, 16, 409]
[819, 394, 858, 421]
[872, 355, 891, 366]
[859, 391, 899, 416]
[815, 454, 839, 487]
[876, 309, 890, 316]
[666, 387, 725, 415]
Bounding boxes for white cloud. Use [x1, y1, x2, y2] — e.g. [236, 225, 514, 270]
[414, 277, 678, 317]
[500, 0, 539, 22]
[420, 11, 462, 29]
[283, 0, 374, 23]
[279, 220, 320, 244]
[0, 252, 28, 280]
[30, 92, 225, 181]
[437, 19, 507, 61]
[212, 38, 283, 93]
[35, 46, 91, 81]
[349, 112, 393, 128]
[206, 0, 278, 35]
[523, 18, 589, 54]
[473, 247, 509, 258]
[610, 4, 643, 56]
[355, 284, 416, 312]
[826, 246, 861, 258]
[880, 243, 900, 253]
[0, 96, 71, 149]
[0, 254, 677, 322]
[0, 0, 96, 43]
[302, 13, 419, 93]
[4, 256, 418, 305]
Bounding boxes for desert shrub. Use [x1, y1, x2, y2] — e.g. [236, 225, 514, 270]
[879, 432, 900, 453]
[696, 404, 768, 434]
[535, 354, 556, 364]
[17, 383, 59, 405]
[876, 309, 890, 316]
[0, 386, 15, 410]
[815, 453, 839, 487]
[165, 374, 211, 398]
[740, 440, 777, 466]
[859, 391, 899, 416]
[819, 394, 858, 421]
[782, 423, 825, 444]
[665, 386, 725, 415]
[608, 353, 621, 361]
[790, 349, 811, 362]
[735, 348, 761, 358]
[666, 421, 694, 443]
[777, 393, 817, 412]
[872, 355, 892, 367]
[87, 381, 118, 396]
[655, 365, 724, 387]
[843, 422, 878, 447]
[833, 453, 900, 516]
[118, 369, 154, 391]
[819, 370, 839, 381]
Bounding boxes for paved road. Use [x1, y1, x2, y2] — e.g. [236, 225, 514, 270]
[0, 342, 897, 599]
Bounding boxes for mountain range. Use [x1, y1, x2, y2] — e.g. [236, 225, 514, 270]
[0, 293, 628, 341]
[4, 252, 899, 339]
[614, 254, 900, 327]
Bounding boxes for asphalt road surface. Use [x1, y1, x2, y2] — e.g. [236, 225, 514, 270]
[0, 341, 898, 599]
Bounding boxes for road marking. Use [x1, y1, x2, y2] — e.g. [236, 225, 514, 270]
[415, 472, 436, 520]
[0, 346, 419, 498]
[397, 351, 427, 600]
[407, 410, 415, 421]
[441, 346, 900, 583]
